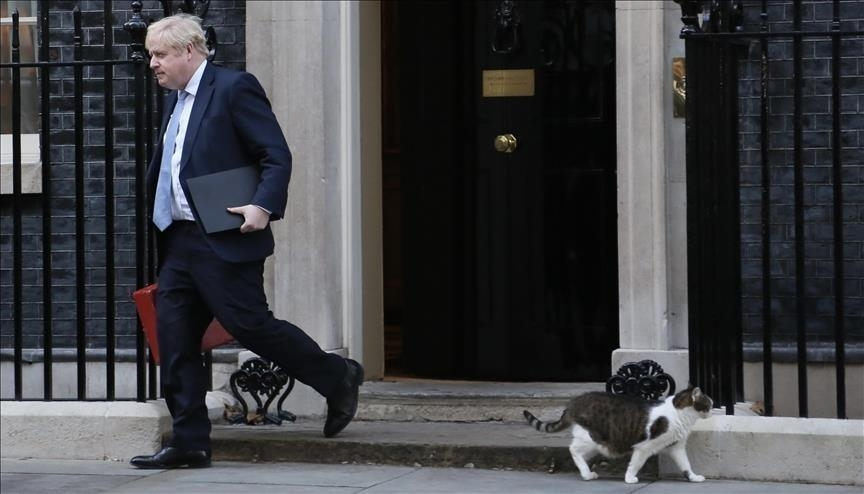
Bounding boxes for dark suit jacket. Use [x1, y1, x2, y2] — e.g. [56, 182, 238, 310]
[146, 63, 292, 265]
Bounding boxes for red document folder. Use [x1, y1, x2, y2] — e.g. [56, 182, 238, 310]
[132, 283, 235, 364]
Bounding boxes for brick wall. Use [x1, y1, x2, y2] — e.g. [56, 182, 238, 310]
[737, 0, 863, 346]
[0, 0, 245, 350]
[4, 0, 861, 354]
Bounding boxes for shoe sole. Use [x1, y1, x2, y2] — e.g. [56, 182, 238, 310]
[130, 461, 211, 470]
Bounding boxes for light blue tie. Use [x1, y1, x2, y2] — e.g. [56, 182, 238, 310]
[153, 91, 188, 231]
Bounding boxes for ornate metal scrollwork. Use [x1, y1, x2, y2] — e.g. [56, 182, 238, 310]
[606, 360, 676, 401]
[492, 0, 521, 55]
[229, 357, 296, 425]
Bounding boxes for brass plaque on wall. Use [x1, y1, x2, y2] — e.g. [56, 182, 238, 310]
[482, 69, 535, 97]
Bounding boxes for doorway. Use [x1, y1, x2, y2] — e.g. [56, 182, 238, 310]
[382, 0, 618, 382]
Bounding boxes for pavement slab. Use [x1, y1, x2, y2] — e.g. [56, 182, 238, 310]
[2, 459, 860, 494]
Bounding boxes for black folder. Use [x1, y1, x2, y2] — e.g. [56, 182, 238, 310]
[185, 166, 260, 233]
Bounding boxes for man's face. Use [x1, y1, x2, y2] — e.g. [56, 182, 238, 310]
[148, 41, 193, 90]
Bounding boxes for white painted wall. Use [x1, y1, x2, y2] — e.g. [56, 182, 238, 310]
[612, 0, 693, 385]
[245, 1, 382, 414]
[616, 0, 674, 352]
[247, 1, 346, 355]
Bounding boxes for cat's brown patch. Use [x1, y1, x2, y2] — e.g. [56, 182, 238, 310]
[673, 389, 694, 409]
[649, 416, 669, 439]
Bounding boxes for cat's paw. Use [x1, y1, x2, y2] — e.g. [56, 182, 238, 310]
[580, 472, 599, 481]
[687, 473, 706, 483]
[624, 475, 639, 484]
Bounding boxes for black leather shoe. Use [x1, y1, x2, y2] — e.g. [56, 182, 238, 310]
[323, 358, 364, 438]
[129, 446, 211, 469]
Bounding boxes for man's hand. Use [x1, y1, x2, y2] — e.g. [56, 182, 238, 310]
[226, 205, 270, 233]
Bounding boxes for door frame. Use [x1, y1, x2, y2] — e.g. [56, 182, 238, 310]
[349, 1, 385, 377]
[355, 0, 684, 381]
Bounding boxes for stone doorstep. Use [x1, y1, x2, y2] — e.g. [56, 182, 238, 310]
[212, 380, 642, 478]
[212, 381, 640, 477]
[209, 421, 649, 480]
[354, 379, 606, 423]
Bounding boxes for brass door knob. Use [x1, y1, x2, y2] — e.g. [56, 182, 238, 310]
[494, 133, 518, 153]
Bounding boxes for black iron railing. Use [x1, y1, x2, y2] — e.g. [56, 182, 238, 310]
[1, 2, 157, 401]
[1, 1, 265, 409]
[679, 0, 862, 419]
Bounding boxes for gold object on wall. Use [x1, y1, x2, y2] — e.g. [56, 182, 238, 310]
[483, 69, 535, 97]
[673, 57, 686, 118]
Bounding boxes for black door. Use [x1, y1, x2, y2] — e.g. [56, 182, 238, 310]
[393, 0, 617, 381]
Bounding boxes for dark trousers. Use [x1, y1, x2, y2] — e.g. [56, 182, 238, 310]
[156, 221, 347, 451]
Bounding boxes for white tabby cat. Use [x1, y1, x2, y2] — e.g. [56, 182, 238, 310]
[524, 386, 712, 484]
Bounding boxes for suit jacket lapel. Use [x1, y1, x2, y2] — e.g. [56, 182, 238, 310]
[160, 92, 175, 136]
[180, 63, 216, 172]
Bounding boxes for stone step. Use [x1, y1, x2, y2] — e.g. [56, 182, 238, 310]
[355, 379, 607, 423]
[210, 420, 657, 480]
[210, 379, 658, 480]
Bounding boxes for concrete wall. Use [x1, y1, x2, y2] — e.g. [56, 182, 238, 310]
[612, 0, 692, 392]
[0, 400, 170, 461]
[615, 0, 690, 358]
[247, 1, 348, 357]
[245, 1, 383, 415]
[665, 415, 864, 485]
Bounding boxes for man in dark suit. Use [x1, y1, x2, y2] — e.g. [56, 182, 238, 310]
[130, 14, 364, 470]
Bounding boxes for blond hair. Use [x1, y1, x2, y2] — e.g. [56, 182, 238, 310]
[145, 14, 209, 57]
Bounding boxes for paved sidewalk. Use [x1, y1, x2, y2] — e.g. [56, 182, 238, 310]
[1, 458, 861, 494]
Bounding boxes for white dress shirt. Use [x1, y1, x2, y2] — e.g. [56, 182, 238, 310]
[166, 59, 207, 222]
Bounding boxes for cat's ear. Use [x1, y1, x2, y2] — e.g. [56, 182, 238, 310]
[692, 387, 702, 397]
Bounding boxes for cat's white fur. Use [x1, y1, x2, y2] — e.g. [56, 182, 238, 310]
[570, 390, 710, 484]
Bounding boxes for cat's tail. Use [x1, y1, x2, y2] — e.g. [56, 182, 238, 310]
[523, 409, 569, 433]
